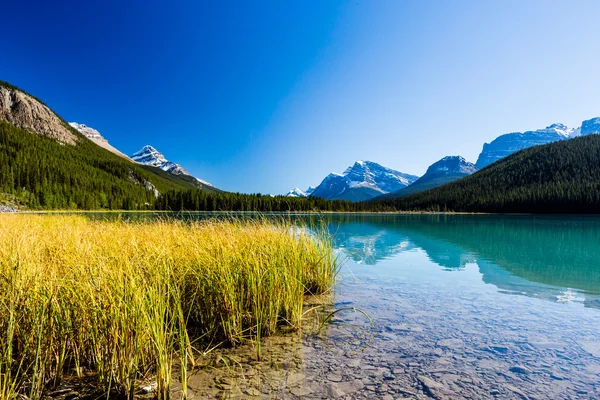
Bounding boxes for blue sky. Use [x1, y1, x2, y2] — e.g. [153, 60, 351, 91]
[2, 1, 600, 194]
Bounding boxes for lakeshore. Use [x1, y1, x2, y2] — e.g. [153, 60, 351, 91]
[0, 214, 336, 399]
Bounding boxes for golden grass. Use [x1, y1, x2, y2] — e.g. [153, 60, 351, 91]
[0, 214, 336, 399]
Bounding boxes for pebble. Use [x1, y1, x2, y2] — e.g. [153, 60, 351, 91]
[244, 387, 261, 396]
[509, 365, 532, 374]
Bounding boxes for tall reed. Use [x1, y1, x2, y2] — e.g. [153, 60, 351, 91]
[0, 214, 336, 399]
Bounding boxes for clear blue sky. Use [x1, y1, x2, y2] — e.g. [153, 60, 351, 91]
[2, 1, 600, 194]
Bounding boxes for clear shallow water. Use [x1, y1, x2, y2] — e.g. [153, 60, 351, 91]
[305, 214, 600, 399]
[66, 213, 600, 398]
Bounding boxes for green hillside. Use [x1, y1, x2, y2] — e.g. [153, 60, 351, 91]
[0, 121, 200, 209]
[0, 80, 223, 209]
[373, 135, 600, 213]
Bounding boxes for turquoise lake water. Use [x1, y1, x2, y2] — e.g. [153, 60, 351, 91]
[311, 214, 600, 399]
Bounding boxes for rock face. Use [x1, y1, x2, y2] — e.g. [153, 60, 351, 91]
[424, 155, 478, 176]
[476, 118, 600, 169]
[310, 161, 418, 202]
[131, 145, 215, 187]
[128, 170, 160, 197]
[581, 117, 600, 136]
[69, 122, 132, 160]
[0, 85, 78, 145]
[381, 156, 478, 199]
[475, 123, 574, 169]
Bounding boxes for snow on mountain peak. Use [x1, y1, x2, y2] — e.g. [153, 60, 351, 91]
[310, 161, 418, 201]
[476, 122, 578, 168]
[131, 145, 184, 173]
[581, 117, 600, 135]
[427, 156, 478, 175]
[285, 185, 316, 198]
[545, 123, 573, 138]
[286, 188, 307, 197]
[69, 122, 105, 141]
[130, 145, 215, 188]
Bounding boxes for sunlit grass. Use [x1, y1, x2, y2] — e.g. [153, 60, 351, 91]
[0, 214, 336, 399]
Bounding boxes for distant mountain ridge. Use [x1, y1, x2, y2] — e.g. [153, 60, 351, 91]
[310, 161, 418, 202]
[131, 145, 215, 188]
[379, 156, 478, 199]
[375, 134, 600, 213]
[286, 186, 315, 197]
[475, 119, 600, 169]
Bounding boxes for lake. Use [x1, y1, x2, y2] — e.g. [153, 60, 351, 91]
[305, 214, 600, 399]
[63, 212, 600, 398]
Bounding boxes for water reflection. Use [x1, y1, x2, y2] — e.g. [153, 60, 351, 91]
[319, 214, 600, 303]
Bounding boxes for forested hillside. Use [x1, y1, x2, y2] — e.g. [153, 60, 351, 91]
[0, 121, 196, 209]
[3, 78, 600, 213]
[0, 80, 220, 210]
[372, 135, 600, 213]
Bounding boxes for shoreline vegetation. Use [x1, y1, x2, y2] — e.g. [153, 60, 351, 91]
[0, 214, 337, 399]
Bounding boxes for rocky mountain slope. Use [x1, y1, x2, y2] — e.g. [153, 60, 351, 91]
[379, 156, 478, 199]
[310, 161, 418, 202]
[0, 82, 78, 144]
[581, 117, 600, 135]
[69, 122, 131, 160]
[0, 80, 213, 210]
[476, 119, 600, 169]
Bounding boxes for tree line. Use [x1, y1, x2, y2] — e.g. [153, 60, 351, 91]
[3, 116, 600, 213]
[374, 134, 600, 214]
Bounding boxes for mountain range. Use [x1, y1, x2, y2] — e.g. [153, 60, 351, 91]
[307, 161, 419, 202]
[475, 119, 600, 169]
[375, 133, 600, 213]
[290, 117, 600, 202]
[3, 78, 600, 213]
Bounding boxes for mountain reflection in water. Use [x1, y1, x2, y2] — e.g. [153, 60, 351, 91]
[313, 214, 600, 307]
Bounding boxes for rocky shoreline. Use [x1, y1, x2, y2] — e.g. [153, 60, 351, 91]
[0, 205, 18, 212]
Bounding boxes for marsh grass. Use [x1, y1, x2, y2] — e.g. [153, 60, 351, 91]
[0, 214, 336, 399]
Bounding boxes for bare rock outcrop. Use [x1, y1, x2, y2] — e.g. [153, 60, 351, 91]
[0, 86, 77, 145]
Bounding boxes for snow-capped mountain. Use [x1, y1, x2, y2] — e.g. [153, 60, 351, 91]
[310, 161, 418, 202]
[131, 145, 215, 187]
[475, 120, 600, 169]
[69, 122, 131, 160]
[379, 156, 478, 199]
[132, 145, 189, 175]
[286, 186, 316, 197]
